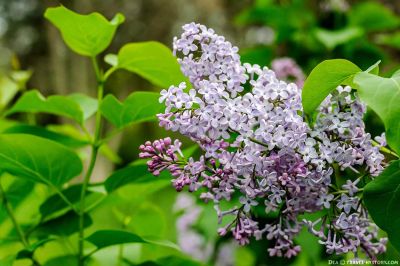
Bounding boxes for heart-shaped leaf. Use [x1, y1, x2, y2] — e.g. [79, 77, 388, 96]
[302, 59, 361, 118]
[100, 91, 163, 129]
[0, 134, 82, 188]
[364, 160, 400, 252]
[116, 41, 187, 87]
[354, 71, 400, 154]
[45, 6, 124, 56]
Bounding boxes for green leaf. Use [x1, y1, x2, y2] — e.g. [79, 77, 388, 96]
[116, 41, 187, 87]
[44, 5, 124, 56]
[86, 230, 179, 251]
[0, 177, 34, 224]
[0, 74, 19, 109]
[99, 144, 122, 164]
[67, 93, 98, 120]
[365, 60, 381, 75]
[354, 71, 400, 154]
[0, 134, 82, 188]
[364, 160, 400, 252]
[3, 124, 90, 148]
[39, 185, 82, 220]
[39, 185, 104, 221]
[9, 70, 33, 90]
[105, 164, 171, 193]
[6, 90, 96, 124]
[39, 184, 106, 221]
[302, 59, 361, 118]
[100, 91, 163, 129]
[104, 53, 118, 66]
[314, 27, 363, 50]
[349, 2, 400, 32]
[35, 210, 92, 236]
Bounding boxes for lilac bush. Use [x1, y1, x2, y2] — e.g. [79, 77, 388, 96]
[139, 23, 387, 259]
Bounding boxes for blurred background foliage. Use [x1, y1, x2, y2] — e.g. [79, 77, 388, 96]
[0, 0, 400, 265]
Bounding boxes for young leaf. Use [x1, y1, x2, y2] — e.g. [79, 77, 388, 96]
[0, 134, 83, 188]
[0, 74, 19, 109]
[100, 91, 163, 129]
[44, 6, 124, 56]
[302, 59, 361, 118]
[6, 90, 96, 125]
[116, 41, 187, 87]
[67, 93, 98, 120]
[85, 230, 179, 250]
[364, 160, 400, 252]
[354, 71, 400, 154]
[104, 53, 118, 66]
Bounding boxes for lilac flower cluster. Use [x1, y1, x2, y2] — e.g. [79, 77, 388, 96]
[139, 23, 387, 259]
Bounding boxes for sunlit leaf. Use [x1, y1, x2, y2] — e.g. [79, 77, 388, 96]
[67, 93, 98, 120]
[104, 53, 118, 66]
[100, 91, 163, 129]
[45, 5, 124, 56]
[0, 74, 19, 109]
[302, 59, 361, 118]
[354, 71, 400, 154]
[116, 41, 187, 87]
